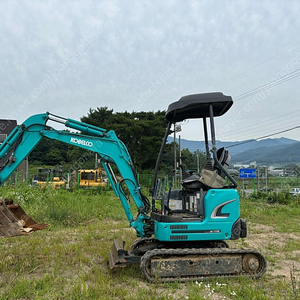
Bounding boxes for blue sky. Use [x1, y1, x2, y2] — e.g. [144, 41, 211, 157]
[1, 0, 300, 142]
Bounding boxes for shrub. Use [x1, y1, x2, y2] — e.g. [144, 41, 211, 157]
[267, 191, 293, 205]
[248, 190, 298, 206]
[248, 190, 269, 201]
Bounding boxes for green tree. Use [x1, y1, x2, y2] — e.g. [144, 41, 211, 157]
[161, 143, 207, 175]
[29, 107, 172, 172]
[29, 138, 71, 166]
[81, 108, 170, 171]
[81, 107, 114, 127]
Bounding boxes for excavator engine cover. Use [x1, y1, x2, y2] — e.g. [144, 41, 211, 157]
[0, 198, 48, 237]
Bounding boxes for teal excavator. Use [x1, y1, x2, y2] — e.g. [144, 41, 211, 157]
[0, 93, 266, 282]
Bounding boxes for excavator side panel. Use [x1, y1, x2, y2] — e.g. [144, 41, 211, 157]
[154, 189, 240, 242]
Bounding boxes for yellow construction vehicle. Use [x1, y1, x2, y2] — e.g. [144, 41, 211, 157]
[0, 93, 267, 282]
[78, 168, 107, 188]
[33, 168, 66, 189]
[35, 176, 66, 189]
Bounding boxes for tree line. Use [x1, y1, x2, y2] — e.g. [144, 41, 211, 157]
[29, 107, 205, 174]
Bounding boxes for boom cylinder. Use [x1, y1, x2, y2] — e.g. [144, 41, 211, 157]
[65, 119, 107, 136]
[0, 126, 21, 158]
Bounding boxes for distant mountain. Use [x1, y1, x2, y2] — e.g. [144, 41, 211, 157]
[169, 137, 297, 155]
[168, 137, 300, 163]
[231, 141, 300, 164]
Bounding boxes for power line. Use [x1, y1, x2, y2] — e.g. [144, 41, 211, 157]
[256, 125, 300, 140]
[213, 41, 300, 89]
[224, 116, 300, 141]
[234, 68, 300, 102]
[222, 116, 300, 141]
[227, 125, 300, 148]
[235, 71, 300, 101]
[219, 109, 300, 137]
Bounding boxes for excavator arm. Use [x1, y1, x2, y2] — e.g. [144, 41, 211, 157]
[0, 112, 151, 238]
[0, 94, 267, 282]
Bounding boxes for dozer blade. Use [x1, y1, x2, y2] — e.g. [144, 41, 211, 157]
[0, 198, 49, 237]
[109, 239, 141, 269]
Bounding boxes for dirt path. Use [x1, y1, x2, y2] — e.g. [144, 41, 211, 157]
[229, 223, 300, 280]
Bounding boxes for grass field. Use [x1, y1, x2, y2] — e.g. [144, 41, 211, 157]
[0, 184, 300, 299]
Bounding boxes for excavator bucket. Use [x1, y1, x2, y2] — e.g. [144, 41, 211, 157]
[0, 198, 49, 237]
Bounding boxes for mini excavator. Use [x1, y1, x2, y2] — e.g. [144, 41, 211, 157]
[0, 93, 266, 282]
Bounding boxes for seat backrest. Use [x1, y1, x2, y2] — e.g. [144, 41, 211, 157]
[215, 147, 231, 178]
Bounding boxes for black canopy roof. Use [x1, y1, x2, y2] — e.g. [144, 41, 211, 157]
[166, 92, 233, 123]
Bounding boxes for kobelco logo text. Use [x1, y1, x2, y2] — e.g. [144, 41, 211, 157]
[70, 137, 93, 147]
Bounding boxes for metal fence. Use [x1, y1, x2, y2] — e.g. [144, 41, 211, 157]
[5, 170, 300, 195]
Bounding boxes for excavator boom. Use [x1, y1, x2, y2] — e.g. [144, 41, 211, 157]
[0, 93, 267, 282]
[0, 112, 151, 238]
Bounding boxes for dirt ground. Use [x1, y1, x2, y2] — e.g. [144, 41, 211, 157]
[230, 223, 300, 280]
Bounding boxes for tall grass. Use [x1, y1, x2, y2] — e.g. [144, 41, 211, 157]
[0, 184, 127, 227]
[0, 184, 299, 299]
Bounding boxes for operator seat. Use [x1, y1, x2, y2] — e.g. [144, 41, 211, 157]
[214, 147, 231, 178]
[180, 147, 231, 190]
[199, 147, 231, 189]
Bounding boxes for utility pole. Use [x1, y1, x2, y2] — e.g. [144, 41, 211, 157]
[95, 153, 98, 169]
[173, 124, 181, 188]
[265, 164, 268, 190]
[174, 124, 176, 187]
[179, 135, 182, 183]
[257, 168, 260, 191]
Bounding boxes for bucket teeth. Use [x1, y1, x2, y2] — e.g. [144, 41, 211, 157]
[0, 198, 49, 237]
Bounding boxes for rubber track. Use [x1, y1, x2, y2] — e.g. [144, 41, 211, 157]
[140, 247, 267, 283]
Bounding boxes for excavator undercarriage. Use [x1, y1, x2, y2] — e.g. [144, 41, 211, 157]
[0, 93, 267, 282]
[109, 237, 267, 283]
[140, 247, 266, 283]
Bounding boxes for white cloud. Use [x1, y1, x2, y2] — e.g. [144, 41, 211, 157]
[0, 0, 300, 142]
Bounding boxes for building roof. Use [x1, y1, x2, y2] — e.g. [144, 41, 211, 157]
[0, 119, 17, 166]
[0, 119, 17, 135]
